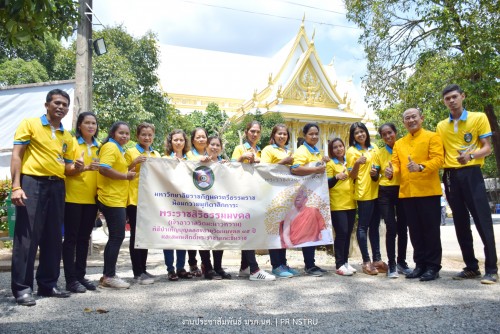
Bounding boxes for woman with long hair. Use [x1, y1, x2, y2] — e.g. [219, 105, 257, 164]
[346, 122, 386, 275]
[326, 138, 356, 276]
[97, 121, 136, 289]
[62, 112, 100, 293]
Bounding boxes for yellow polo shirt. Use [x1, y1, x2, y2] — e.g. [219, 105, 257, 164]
[65, 136, 100, 204]
[231, 142, 261, 163]
[346, 144, 379, 201]
[326, 158, 356, 211]
[97, 139, 129, 208]
[125, 144, 161, 206]
[13, 115, 74, 179]
[436, 110, 491, 168]
[391, 128, 443, 198]
[291, 142, 322, 167]
[373, 145, 400, 187]
[186, 147, 207, 161]
[261, 144, 291, 164]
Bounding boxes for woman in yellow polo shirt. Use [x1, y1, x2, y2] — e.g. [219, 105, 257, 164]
[125, 123, 161, 285]
[97, 121, 136, 289]
[374, 123, 411, 278]
[198, 135, 231, 280]
[231, 121, 275, 281]
[185, 127, 211, 277]
[162, 129, 192, 281]
[290, 123, 329, 277]
[346, 122, 386, 275]
[62, 112, 100, 293]
[326, 138, 357, 276]
[261, 124, 300, 279]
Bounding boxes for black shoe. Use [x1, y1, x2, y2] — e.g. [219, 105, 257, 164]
[79, 278, 97, 291]
[66, 281, 87, 293]
[215, 269, 232, 279]
[16, 293, 36, 306]
[406, 267, 426, 279]
[37, 287, 70, 298]
[204, 269, 222, 280]
[419, 269, 440, 281]
[452, 269, 481, 280]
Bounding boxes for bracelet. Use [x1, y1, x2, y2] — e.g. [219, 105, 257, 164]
[12, 187, 22, 191]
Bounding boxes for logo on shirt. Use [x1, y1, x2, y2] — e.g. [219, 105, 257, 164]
[62, 142, 68, 153]
[464, 132, 472, 143]
[193, 166, 215, 191]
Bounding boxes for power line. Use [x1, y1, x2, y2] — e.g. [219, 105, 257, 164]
[272, 0, 347, 15]
[178, 0, 359, 30]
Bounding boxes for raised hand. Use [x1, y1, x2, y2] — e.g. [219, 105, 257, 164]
[385, 161, 394, 179]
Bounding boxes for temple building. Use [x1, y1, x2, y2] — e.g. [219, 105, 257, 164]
[158, 22, 374, 153]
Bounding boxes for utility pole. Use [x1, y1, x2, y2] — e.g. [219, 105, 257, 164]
[73, 0, 93, 130]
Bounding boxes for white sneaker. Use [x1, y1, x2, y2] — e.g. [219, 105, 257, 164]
[249, 270, 276, 281]
[136, 273, 154, 285]
[345, 263, 357, 273]
[336, 265, 354, 276]
[238, 267, 250, 277]
[99, 276, 130, 289]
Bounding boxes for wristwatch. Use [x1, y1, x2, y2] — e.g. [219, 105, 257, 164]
[469, 154, 475, 160]
[418, 164, 425, 172]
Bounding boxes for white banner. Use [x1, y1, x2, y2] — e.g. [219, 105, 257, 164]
[136, 159, 333, 250]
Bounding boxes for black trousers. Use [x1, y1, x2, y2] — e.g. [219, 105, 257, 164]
[97, 201, 126, 277]
[62, 202, 97, 284]
[444, 166, 498, 274]
[331, 209, 356, 269]
[11, 175, 65, 297]
[378, 186, 408, 266]
[240, 250, 259, 273]
[127, 205, 149, 277]
[199, 250, 224, 271]
[401, 196, 442, 271]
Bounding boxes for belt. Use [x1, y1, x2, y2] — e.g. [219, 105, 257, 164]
[29, 175, 64, 181]
[444, 165, 480, 171]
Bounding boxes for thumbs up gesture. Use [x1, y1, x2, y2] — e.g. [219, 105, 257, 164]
[336, 168, 348, 181]
[74, 151, 85, 172]
[385, 161, 394, 179]
[126, 167, 137, 180]
[356, 153, 367, 165]
[407, 155, 420, 172]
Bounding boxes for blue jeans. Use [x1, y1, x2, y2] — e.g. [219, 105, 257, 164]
[163, 250, 187, 272]
[356, 199, 381, 263]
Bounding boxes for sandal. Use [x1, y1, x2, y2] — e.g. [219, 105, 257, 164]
[177, 268, 193, 279]
[215, 269, 232, 279]
[190, 265, 202, 277]
[167, 270, 179, 281]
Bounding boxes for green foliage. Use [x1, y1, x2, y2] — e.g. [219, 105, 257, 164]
[345, 0, 500, 176]
[0, 0, 78, 47]
[186, 102, 229, 137]
[224, 110, 285, 159]
[0, 179, 12, 231]
[0, 58, 48, 85]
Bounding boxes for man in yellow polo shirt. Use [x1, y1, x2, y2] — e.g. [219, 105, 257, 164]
[10, 89, 78, 306]
[436, 84, 498, 285]
[390, 108, 444, 281]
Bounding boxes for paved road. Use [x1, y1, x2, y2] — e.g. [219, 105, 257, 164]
[0, 226, 499, 333]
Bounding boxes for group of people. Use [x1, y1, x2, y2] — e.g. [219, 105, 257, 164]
[9, 84, 498, 307]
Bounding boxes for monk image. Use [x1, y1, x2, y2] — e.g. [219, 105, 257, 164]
[280, 188, 326, 248]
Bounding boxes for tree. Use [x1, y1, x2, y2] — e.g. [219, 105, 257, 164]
[345, 0, 500, 175]
[186, 102, 229, 137]
[0, 58, 48, 85]
[0, 0, 78, 47]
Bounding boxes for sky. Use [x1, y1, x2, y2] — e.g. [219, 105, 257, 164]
[92, 0, 367, 91]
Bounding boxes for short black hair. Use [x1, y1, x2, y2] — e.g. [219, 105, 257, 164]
[302, 123, 319, 136]
[46, 89, 70, 105]
[442, 84, 463, 97]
